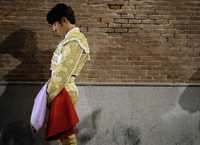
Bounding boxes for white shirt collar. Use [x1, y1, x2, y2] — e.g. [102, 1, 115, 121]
[64, 27, 80, 39]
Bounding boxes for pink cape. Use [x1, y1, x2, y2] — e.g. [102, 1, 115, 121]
[30, 83, 47, 131]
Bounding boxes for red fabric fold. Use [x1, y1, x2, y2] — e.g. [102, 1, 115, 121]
[46, 88, 79, 141]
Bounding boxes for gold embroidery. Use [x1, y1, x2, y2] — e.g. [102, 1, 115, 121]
[47, 28, 90, 103]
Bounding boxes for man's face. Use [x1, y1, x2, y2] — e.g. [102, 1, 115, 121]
[51, 21, 65, 37]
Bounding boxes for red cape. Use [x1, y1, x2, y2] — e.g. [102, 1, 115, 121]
[46, 88, 79, 141]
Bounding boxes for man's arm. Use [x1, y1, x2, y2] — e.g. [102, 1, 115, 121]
[47, 41, 83, 102]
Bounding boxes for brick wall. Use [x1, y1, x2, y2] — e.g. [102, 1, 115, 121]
[0, 0, 200, 84]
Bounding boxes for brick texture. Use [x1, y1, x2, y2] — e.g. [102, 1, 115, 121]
[0, 0, 200, 84]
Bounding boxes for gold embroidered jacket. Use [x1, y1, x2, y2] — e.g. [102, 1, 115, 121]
[47, 27, 90, 104]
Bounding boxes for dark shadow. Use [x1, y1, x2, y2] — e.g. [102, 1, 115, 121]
[179, 69, 200, 113]
[1, 121, 33, 145]
[177, 70, 200, 145]
[0, 29, 48, 81]
[112, 121, 141, 145]
[77, 108, 101, 144]
[0, 29, 49, 145]
[178, 68, 200, 134]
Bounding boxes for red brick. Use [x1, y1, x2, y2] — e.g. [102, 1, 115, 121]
[0, 0, 200, 84]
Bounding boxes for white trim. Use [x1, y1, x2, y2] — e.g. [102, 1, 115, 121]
[63, 38, 90, 54]
[61, 27, 90, 53]
[66, 49, 83, 82]
[64, 27, 80, 39]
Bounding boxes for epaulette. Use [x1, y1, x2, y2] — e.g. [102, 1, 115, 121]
[62, 31, 90, 54]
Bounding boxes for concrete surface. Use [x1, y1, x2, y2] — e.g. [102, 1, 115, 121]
[0, 84, 199, 145]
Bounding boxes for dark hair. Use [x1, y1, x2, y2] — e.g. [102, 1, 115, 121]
[46, 3, 75, 25]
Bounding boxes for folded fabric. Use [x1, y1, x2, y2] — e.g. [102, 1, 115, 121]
[46, 88, 79, 141]
[30, 82, 47, 131]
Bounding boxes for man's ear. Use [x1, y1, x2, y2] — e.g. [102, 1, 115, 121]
[61, 17, 69, 24]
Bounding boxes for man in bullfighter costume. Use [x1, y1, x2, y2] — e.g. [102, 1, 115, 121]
[46, 3, 90, 145]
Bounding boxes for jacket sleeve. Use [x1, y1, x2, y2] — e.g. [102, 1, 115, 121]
[47, 41, 83, 103]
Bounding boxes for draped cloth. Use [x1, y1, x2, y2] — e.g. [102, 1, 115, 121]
[30, 83, 47, 132]
[46, 88, 79, 141]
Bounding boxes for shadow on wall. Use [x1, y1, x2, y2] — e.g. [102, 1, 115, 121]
[77, 109, 101, 144]
[0, 29, 46, 81]
[179, 68, 200, 114]
[178, 67, 200, 139]
[76, 107, 141, 145]
[0, 29, 49, 145]
[112, 121, 141, 145]
[171, 68, 200, 145]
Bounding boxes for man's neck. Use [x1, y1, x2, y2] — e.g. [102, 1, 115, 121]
[65, 25, 75, 34]
[63, 25, 76, 38]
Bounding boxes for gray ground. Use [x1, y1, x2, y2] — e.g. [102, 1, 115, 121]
[0, 84, 199, 145]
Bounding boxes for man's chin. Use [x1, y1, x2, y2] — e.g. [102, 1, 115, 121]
[53, 33, 62, 37]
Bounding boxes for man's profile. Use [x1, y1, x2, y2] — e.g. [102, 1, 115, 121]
[45, 3, 90, 145]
